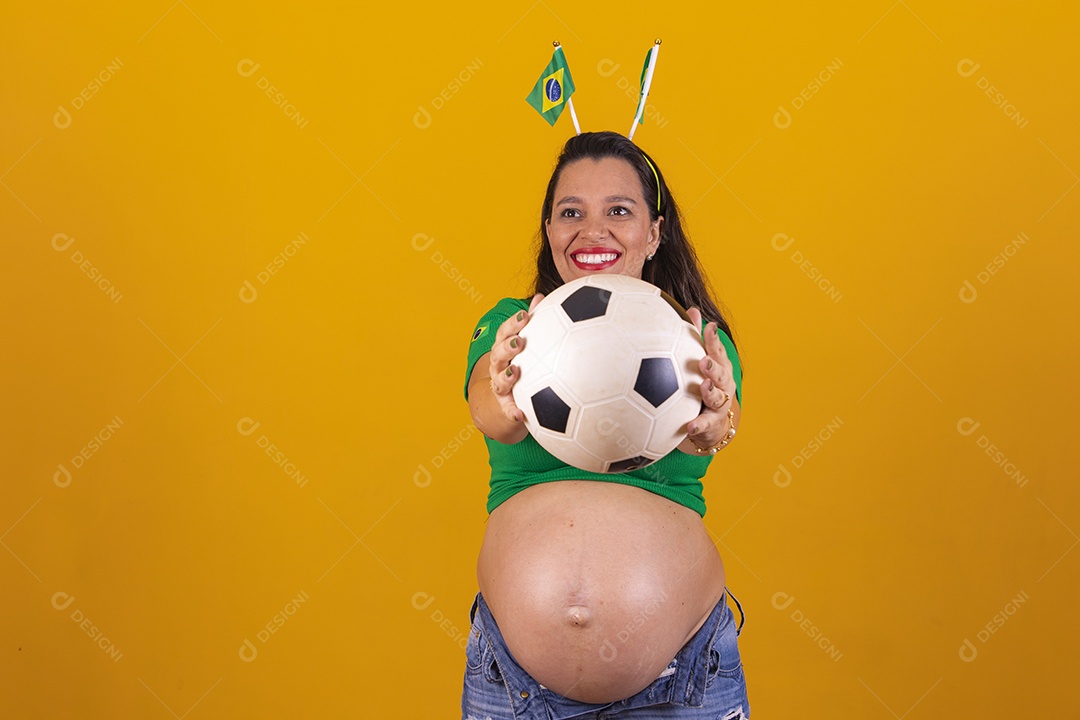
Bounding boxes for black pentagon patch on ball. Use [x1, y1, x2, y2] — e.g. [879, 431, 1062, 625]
[608, 456, 654, 473]
[531, 387, 572, 433]
[561, 286, 612, 322]
[634, 357, 679, 407]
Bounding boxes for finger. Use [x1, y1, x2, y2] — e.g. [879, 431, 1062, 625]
[699, 353, 730, 390]
[495, 309, 531, 343]
[494, 367, 526, 423]
[488, 340, 516, 379]
[708, 330, 731, 365]
[687, 306, 703, 337]
[528, 293, 545, 312]
[490, 312, 532, 374]
[686, 413, 717, 440]
[687, 308, 723, 389]
[699, 378, 731, 411]
[702, 321, 722, 357]
[489, 363, 518, 397]
[700, 322, 721, 371]
[699, 323, 734, 388]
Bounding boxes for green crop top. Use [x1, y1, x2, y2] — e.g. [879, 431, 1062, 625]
[465, 297, 742, 518]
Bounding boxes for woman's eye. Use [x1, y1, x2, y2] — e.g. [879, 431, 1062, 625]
[609, 206, 629, 216]
[560, 208, 581, 218]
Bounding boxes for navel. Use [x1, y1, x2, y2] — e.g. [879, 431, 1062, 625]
[566, 605, 592, 628]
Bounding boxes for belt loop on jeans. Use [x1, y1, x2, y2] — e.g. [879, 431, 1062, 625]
[725, 587, 746, 637]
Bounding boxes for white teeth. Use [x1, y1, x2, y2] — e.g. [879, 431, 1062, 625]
[575, 253, 618, 265]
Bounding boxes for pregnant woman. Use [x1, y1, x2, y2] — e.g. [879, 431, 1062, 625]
[462, 131, 749, 719]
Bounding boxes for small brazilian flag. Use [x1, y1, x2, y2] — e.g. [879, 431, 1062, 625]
[633, 46, 657, 125]
[525, 46, 576, 126]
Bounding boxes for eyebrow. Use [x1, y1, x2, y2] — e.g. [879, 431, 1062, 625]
[555, 195, 639, 207]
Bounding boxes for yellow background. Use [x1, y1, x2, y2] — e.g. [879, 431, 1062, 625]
[3, 1, 1077, 717]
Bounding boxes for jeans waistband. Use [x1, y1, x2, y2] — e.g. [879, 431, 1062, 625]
[469, 589, 738, 718]
[726, 586, 745, 637]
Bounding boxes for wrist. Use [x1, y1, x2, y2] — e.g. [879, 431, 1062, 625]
[686, 408, 736, 455]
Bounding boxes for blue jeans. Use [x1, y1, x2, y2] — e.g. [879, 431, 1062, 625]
[461, 590, 750, 719]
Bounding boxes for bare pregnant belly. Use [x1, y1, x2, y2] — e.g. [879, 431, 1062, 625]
[476, 480, 726, 704]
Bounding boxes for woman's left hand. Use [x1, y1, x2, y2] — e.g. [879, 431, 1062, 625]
[680, 307, 741, 455]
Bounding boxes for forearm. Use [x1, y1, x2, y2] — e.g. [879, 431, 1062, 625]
[466, 304, 541, 446]
[468, 371, 529, 445]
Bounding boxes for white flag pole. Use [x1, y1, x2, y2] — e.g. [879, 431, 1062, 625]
[553, 41, 582, 135]
[567, 97, 581, 135]
[628, 39, 661, 140]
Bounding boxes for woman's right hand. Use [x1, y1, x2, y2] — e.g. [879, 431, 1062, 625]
[488, 294, 544, 423]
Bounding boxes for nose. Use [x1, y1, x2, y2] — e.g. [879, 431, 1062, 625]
[581, 215, 608, 240]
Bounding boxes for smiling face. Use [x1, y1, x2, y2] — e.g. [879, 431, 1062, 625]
[545, 157, 662, 285]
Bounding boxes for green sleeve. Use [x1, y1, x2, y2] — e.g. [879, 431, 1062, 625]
[464, 298, 530, 399]
[715, 327, 743, 405]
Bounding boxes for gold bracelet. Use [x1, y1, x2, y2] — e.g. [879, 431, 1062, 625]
[691, 409, 736, 455]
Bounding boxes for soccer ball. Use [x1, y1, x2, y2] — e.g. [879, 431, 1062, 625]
[513, 275, 706, 473]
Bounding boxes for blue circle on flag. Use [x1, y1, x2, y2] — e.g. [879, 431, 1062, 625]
[545, 78, 562, 103]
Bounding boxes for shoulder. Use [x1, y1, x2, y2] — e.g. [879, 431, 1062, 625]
[465, 298, 530, 395]
[470, 297, 530, 337]
[485, 297, 530, 316]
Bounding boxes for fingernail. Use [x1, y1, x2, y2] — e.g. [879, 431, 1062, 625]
[707, 359, 713, 371]
[688, 424, 697, 434]
[510, 338, 518, 349]
[516, 311, 526, 321]
[506, 367, 513, 377]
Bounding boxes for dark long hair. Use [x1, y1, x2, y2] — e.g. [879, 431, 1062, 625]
[533, 131, 737, 351]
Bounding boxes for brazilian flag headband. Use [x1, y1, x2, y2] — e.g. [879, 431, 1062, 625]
[526, 39, 662, 142]
[526, 40, 664, 211]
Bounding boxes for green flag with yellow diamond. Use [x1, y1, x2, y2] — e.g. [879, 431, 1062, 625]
[525, 46, 576, 126]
